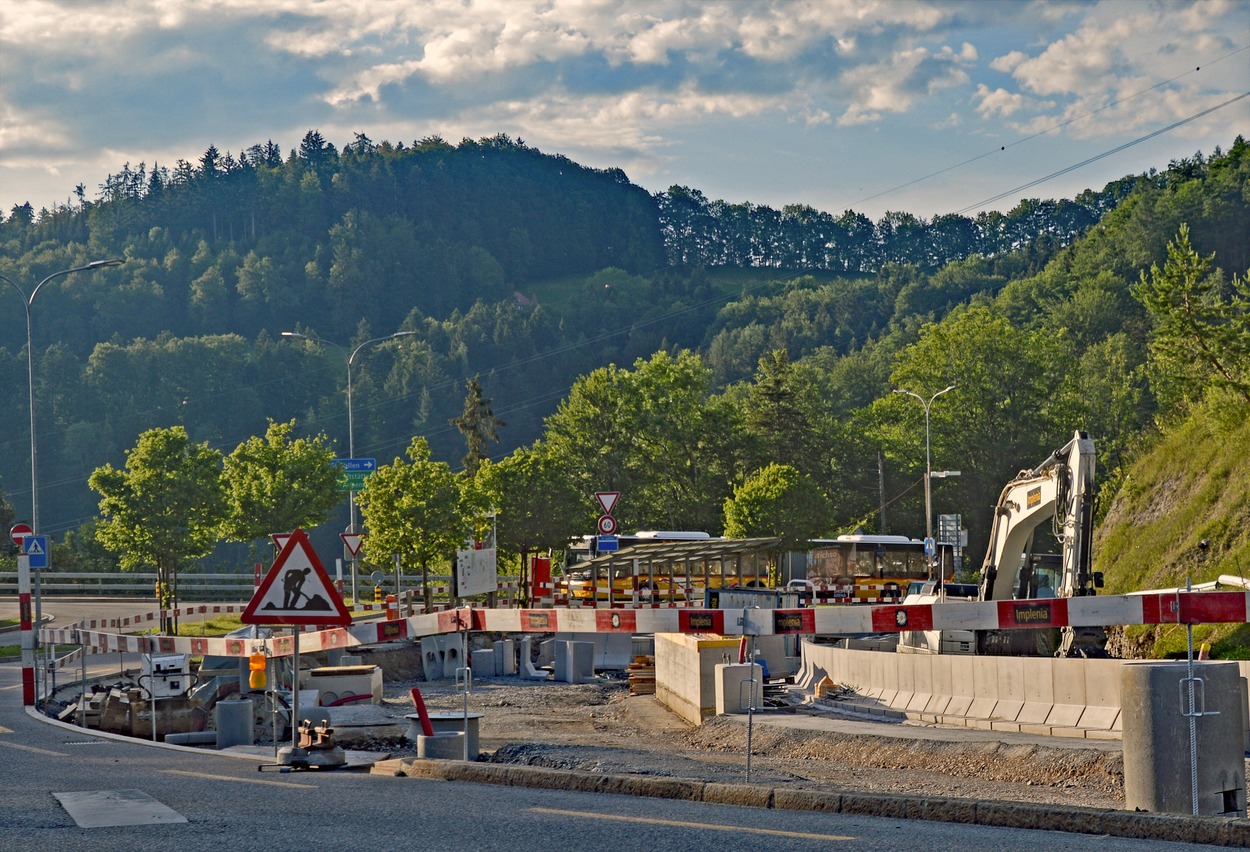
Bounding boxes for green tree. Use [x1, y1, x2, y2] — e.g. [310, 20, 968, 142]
[451, 376, 505, 476]
[1133, 224, 1250, 412]
[743, 349, 831, 486]
[221, 419, 341, 549]
[89, 426, 226, 633]
[723, 463, 832, 552]
[476, 442, 583, 603]
[356, 437, 483, 611]
[881, 306, 1076, 559]
[542, 350, 743, 533]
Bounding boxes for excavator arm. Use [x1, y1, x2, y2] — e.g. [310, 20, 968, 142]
[978, 430, 1096, 602]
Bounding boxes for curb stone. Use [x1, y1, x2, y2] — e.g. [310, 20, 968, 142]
[374, 757, 1250, 846]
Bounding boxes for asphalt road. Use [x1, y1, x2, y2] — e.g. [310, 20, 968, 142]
[0, 596, 1238, 849]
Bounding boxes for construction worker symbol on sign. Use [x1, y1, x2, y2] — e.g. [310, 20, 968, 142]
[283, 567, 311, 609]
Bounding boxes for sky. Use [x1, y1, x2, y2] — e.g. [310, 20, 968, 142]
[1, 0, 1247, 223]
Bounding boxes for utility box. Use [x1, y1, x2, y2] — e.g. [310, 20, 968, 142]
[1122, 661, 1247, 817]
[142, 654, 190, 698]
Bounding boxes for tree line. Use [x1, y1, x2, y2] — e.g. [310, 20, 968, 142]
[0, 134, 1246, 589]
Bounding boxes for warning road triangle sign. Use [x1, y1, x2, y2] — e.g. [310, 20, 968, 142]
[594, 491, 620, 516]
[340, 532, 365, 557]
[242, 528, 352, 626]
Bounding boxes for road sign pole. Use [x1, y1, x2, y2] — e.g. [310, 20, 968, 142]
[17, 554, 34, 706]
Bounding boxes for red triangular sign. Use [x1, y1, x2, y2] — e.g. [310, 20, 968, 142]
[595, 491, 620, 516]
[340, 532, 365, 556]
[243, 528, 352, 626]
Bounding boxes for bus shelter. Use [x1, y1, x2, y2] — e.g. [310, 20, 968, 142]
[569, 537, 782, 605]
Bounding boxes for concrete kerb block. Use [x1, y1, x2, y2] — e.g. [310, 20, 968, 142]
[599, 775, 705, 802]
[911, 796, 976, 825]
[772, 788, 843, 813]
[839, 790, 910, 819]
[702, 782, 772, 809]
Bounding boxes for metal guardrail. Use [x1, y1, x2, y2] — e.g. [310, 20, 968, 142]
[0, 572, 520, 603]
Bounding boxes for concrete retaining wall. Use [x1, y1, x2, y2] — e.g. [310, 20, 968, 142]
[654, 633, 741, 725]
[800, 640, 1250, 742]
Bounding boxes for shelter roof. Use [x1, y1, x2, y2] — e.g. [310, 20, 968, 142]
[579, 537, 782, 572]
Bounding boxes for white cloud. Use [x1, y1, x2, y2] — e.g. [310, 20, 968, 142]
[974, 84, 1027, 118]
[837, 42, 975, 126]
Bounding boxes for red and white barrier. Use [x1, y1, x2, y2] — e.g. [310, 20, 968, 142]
[38, 590, 1250, 661]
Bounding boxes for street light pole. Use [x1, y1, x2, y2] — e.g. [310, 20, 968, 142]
[893, 384, 956, 576]
[285, 327, 417, 522]
[1, 258, 124, 706]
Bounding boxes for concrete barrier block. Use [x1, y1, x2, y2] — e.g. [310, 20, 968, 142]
[990, 699, 1023, 721]
[905, 692, 931, 712]
[944, 695, 974, 716]
[1045, 704, 1085, 728]
[966, 697, 996, 719]
[420, 636, 444, 681]
[1076, 705, 1119, 730]
[923, 694, 952, 715]
[1051, 657, 1087, 706]
[472, 648, 495, 678]
[995, 657, 1027, 703]
[440, 634, 465, 679]
[496, 638, 516, 676]
[1016, 702, 1052, 725]
[715, 663, 764, 714]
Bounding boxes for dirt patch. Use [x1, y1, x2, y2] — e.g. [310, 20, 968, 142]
[380, 675, 1134, 810]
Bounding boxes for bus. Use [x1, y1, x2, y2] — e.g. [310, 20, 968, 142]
[791, 534, 955, 604]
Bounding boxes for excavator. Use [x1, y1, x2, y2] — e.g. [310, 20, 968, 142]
[977, 429, 1106, 656]
[899, 430, 1106, 657]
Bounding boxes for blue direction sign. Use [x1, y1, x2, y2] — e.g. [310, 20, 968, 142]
[332, 458, 377, 493]
[24, 535, 48, 569]
[596, 535, 619, 553]
[333, 458, 377, 472]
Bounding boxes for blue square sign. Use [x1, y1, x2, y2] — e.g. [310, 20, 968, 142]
[25, 535, 48, 569]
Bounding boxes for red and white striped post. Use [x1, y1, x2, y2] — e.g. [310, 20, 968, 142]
[17, 553, 35, 706]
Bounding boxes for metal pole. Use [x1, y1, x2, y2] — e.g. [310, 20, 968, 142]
[2, 261, 123, 702]
[894, 384, 956, 594]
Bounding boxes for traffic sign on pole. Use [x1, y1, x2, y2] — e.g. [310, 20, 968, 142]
[597, 515, 617, 535]
[9, 523, 32, 547]
[594, 492, 619, 516]
[243, 528, 351, 626]
[23, 535, 48, 569]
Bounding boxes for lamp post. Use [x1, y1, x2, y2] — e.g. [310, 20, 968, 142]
[282, 331, 415, 597]
[893, 383, 956, 577]
[1, 258, 125, 706]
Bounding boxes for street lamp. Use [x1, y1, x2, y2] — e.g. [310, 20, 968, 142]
[281, 330, 415, 539]
[893, 383, 956, 576]
[1, 258, 125, 706]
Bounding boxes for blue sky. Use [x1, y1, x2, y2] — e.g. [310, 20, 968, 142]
[2, 0, 1247, 223]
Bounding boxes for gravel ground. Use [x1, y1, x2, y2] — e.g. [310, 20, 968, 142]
[378, 673, 1132, 810]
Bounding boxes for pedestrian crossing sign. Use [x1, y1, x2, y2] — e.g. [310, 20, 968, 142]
[242, 528, 352, 626]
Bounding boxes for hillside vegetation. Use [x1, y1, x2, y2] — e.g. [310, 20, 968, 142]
[1098, 411, 1250, 658]
[1, 131, 1247, 656]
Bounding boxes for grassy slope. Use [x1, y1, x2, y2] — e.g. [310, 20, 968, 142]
[1095, 410, 1250, 657]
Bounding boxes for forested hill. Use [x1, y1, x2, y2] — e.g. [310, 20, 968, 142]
[0, 132, 1246, 568]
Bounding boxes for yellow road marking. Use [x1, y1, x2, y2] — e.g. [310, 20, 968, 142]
[161, 769, 316, 789]
[0, 740, 68, 756]
[0, 724, 12, 733]
[528, 807, 855, 842]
